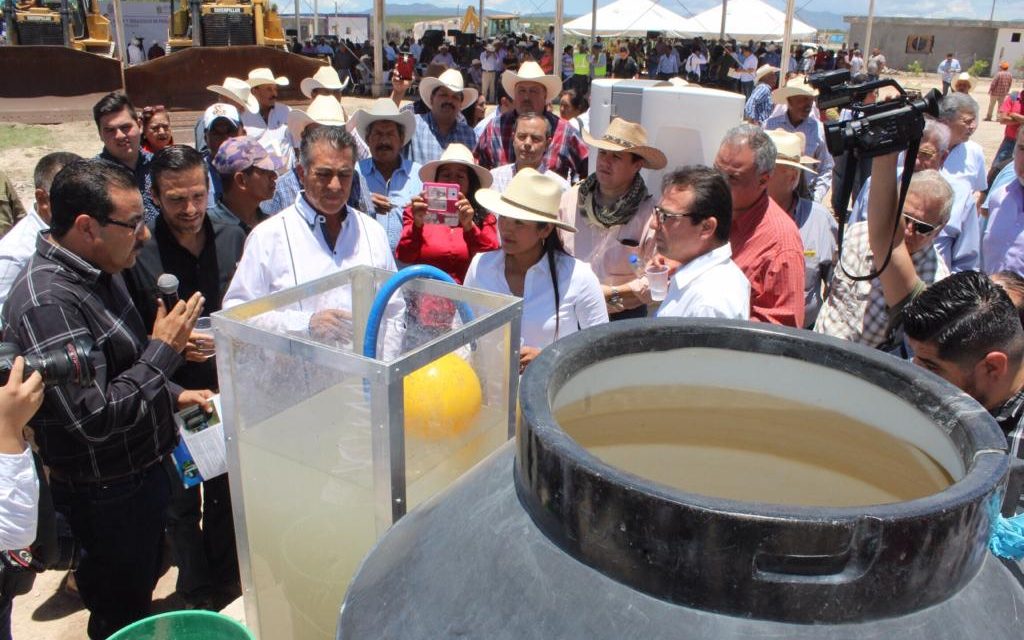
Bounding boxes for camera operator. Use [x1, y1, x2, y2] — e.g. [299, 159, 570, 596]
[0, 159, 206, 639]
[0, 358, 43, 639]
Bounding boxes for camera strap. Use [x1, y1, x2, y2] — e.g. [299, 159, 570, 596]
[836, 139, 919, 282]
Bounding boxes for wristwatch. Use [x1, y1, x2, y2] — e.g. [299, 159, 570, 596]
[608, 286, 623, 309]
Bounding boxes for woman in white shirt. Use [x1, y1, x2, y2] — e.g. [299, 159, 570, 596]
[467, 169, 608, 372]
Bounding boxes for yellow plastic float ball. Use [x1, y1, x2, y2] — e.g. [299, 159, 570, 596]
[404, 353, 482, 440]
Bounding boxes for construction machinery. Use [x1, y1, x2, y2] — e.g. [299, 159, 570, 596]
[166, 0, 287, 52]
[2, 0, 113, 53]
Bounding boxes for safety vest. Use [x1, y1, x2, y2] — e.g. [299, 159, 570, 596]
[593, 53, 607, 78]
[573, 52, 589, 76]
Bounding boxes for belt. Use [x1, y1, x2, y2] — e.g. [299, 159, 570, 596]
[49, 455, 165, 489]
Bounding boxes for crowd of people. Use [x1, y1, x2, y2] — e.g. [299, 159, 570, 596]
[0, 30, 1021, 639]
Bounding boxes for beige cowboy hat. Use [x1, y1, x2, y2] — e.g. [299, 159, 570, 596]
[667, 77, 690, 87]
[501, 61, 562, 102]
[351, 98, 416, 147]
[765, 129, 818, 175]
[582, 118, 667, 170]
[772, 77, 818, 104]
[954, 72, 973, 91]
[418, 143, 493, 189]
[247, 67, 289, 88]
[418, 68, 478, 110]
[207, 76, 259, 113]
[755, 64, 780, 83]
[476, 168, 576, 233]
[300, 65, 350, 99]
[287, 95, 350, 146]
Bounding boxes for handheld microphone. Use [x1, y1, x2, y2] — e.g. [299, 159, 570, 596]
[157, 273, 180, 311]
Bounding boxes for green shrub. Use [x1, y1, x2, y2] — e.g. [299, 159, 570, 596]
[906, 60, 923, 74]
[968, 59, 989, 78]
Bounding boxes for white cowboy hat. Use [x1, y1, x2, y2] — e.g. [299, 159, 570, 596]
[300, 65, 350, 99]
[582, 118, 667, 170]
[206, 76, 258, 114]
[351, 98, 416, 147]
[772, 77, 818, 104]
[476, 168, 576, 233]
[765, 129, 818, 175]
[418, 143, 493, 189]
[666, 77, 689, 87]
[755, 64, 780, 83]
[287, 95, 349, 146]
[500, 61, 562, 102]
[247, 67, 289, 88]
[954, 72, 973, 90]
[418, 68, 478, 110]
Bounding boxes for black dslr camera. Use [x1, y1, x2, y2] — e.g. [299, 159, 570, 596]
[0, 339, 94, 387]
[808, 69, 942, 159]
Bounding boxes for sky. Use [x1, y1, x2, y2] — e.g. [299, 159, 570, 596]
[447, 0, 1019, 22]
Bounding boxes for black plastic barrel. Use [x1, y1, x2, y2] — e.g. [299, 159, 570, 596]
[338, 319, 1024, 639]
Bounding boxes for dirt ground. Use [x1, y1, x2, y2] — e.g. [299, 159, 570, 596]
[0, 72, 1011, 639]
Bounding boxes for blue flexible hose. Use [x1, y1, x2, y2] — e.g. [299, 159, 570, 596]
[362, 265, 475, 360]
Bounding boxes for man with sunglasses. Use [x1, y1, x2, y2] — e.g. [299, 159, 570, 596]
[815, 156, 953, 350]
[0, 159, 207, 638]
[650, 166, 750, 319]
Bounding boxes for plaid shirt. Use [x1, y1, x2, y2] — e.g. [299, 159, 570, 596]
[96, 148, 159, 223]
[405, 112, 477, 165]
[474, 110, 589, 181]
[814, 221, 949, 348]
[990, 70, 1014, 97]
[744, 82, 774, 125]
[1, 234, 183, 482]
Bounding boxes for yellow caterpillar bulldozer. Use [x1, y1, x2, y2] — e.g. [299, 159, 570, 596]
[3, 0, 112, 53]
[166, 0, 287, 51]
[0, 0, 122, 98]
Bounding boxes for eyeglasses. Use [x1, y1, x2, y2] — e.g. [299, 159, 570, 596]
[101, 216, 146, 234]
[654, 205, 699, 224]
[902, 213, 937, 235]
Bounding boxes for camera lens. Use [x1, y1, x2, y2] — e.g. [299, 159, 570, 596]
[0, 339, 94, 387]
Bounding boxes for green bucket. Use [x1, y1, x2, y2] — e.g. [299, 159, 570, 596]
[106, 610, 255, 640]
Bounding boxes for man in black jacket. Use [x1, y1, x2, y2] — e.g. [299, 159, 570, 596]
[124, 145, 246, 610]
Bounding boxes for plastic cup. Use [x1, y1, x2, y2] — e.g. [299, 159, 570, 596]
[194, 317, 216, 357]
[646, 265, 670, 302]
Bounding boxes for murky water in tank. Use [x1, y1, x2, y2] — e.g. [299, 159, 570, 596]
[555, 386, 953, 507]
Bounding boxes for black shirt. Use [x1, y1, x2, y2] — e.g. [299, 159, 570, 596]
[1, 234, 184, 482]
[124, 215, 245, 392]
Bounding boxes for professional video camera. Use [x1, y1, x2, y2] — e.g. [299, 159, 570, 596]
[808, 69, 941, 159]
[0, 338, 94, 387]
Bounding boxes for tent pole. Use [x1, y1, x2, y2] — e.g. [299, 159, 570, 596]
[373, 0, 384, 97]
[313, 0, 318, 35]
[590, 0, 596, 45]
[554, 0, 564, 82]
[864, 0, 875, 59]
[294, 0, 300, 40]
[718, 0, 727, 40]
[478, 0, 484, 37]
[780, 0, 795, 84]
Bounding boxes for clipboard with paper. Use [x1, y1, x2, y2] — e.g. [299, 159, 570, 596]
[170, 395, 228, 489]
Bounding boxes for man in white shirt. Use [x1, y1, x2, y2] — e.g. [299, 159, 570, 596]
[938, 53, 961, 96]
[223, 125, 399, 348]
[655, 42, 680, 80]
[490, 113, 569, 194]
[0, 152, 80, 310]
[737, 45, 757, 97]
[651, 166, 750, 319]
[480, 44, 500, 104]
[242, 67, 295, 171]
[938, 92, 987, 193]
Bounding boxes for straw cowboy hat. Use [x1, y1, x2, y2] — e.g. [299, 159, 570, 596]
[765, 129, 818, 175]
[287, 95, 349, 145]
[954, 72, 973, 91]
[247, 67, 289, 88]
[772, 76, 818, 104]
[207, 76, 258, 113]
[300, 65, 350, 99]
[418, 144, 493, 189]
[351, 98, 416, 147]
[667, 77, 690, 87]
[418, 68, 478, 110]
[582, 118, 667, 170]
[501, 61, 562, 101]
[476, 168, 577, 233]
[755, 64, 780, 83]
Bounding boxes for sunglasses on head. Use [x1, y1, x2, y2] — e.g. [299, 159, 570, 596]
[903, 213, 937, 235]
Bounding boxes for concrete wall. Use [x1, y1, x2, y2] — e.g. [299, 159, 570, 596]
[847, 18, 997, 75]
[994, 28, 1024, 76]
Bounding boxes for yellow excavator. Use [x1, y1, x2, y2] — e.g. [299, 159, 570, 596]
[3, 0, 112, 53]
[166, 0, 287, 52]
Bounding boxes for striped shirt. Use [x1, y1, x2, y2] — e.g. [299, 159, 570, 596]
[744, 82, 774, 125]
[474, 110, 589, 182]
[1, 234, 183, 482]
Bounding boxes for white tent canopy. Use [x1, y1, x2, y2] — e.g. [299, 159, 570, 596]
[563, 0, 691, 38]
[678, 0, 816, 41]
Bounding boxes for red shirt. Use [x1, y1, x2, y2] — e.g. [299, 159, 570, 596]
[396, 206, 499, 283]
[1001, 94, 1024, 143]
[729, 191, 806, 327]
